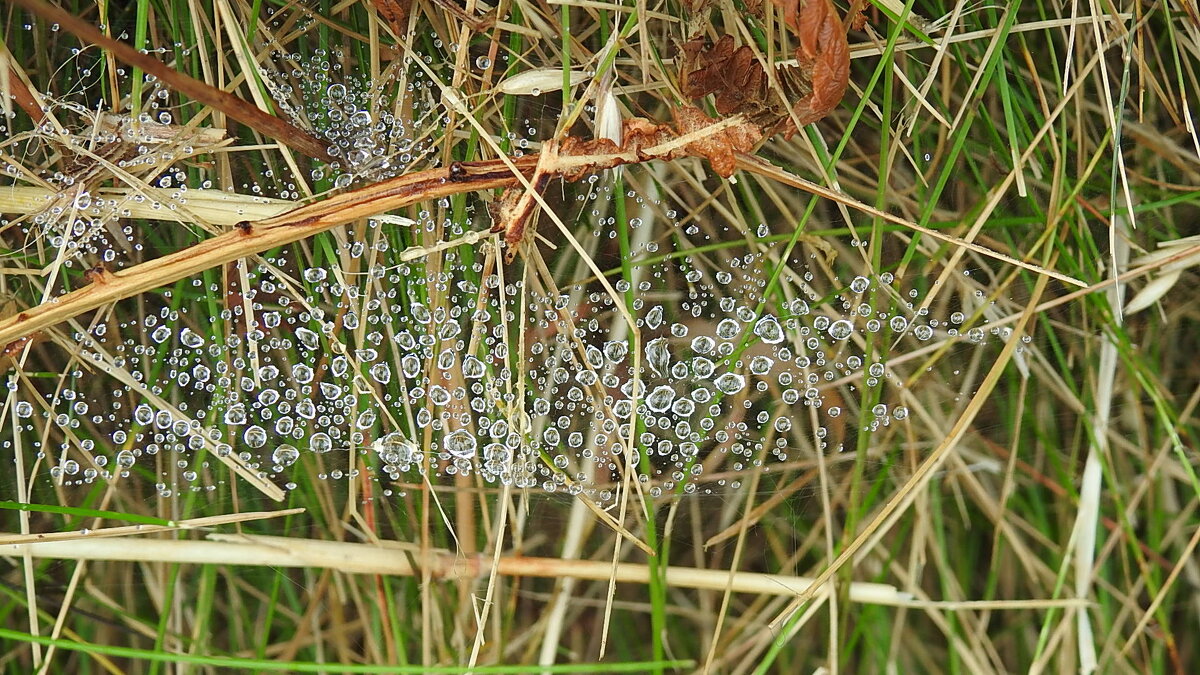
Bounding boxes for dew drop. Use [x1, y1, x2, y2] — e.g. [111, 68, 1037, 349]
[310, 432, 333, 453]
[716, 318, 740, 340]
[272, 444, 300, 467]
[244, 425, 267, 448]
[713, 372, 746, 395]
[134, 403, 154, 425]
[646, 385, 676, 412]
[645, 338, 670, 376]
[369, 363, 392, 384]
[828, 319, 853, 340]
[444, 429, 477, 459]
[296, 328, 320, 350]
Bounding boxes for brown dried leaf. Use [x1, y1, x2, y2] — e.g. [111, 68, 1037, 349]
[668, 106, 763, 178]
[558, 106, 762, 180]
[680, 35, 791, 130]
[786, 0, 850, 128]
[371, 0, 411, 37]
[680, 0, 850, 135]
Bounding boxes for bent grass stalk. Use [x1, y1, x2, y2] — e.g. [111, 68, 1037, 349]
[1, 531, 1087, 611]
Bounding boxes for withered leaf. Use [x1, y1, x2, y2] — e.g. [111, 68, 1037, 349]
[668, 106, 763, 178]
[559, 106, 762, 180]
[490, 142, 559, 262]
[680, 0, 850, 136]
[495, 108, 763, 262]
[371, 0, 411, 37]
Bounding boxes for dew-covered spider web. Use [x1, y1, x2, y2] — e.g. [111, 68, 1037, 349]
[9, 203, 1012, 508]
[2, 60, 1018, 511]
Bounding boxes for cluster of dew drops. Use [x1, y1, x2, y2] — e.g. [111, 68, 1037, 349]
[263, 46, 436, 188]
[9, 209, 1006, 504]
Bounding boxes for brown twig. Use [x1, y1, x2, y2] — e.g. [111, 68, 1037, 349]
[0, 155, 537, 346]
[0, 125, 1087, 347]
[8, 0, 334, 162]
[3, 64, 46, 123]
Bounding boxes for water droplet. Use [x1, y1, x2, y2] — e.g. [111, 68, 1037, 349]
[645, 305, 663, 329]
[244, 425, 267, 448]
[272, 444, 300, 467]
[645, 338, 670, 376]
[310, 432, 333, 453]
[713, 372, 745, 395]
[134, 404, 154, 425]
[753, 315, 783, 344]
[292, 364, 314, 383]
[604, 341, 627, 363]
[462, 355, 485, 378]
[687, 336, 711, 354]
[716, 318, 740, 340]
[749, 356, 774, 375]
[444, 429, 477, 459]
[180, 328, 204, 348]
[116, 449, 136, 468]
[646, 385, 676, 412]
[296, 328, 320, 350]
[224, 404, 246, 425]
[369, 363, 392, 384]
[828, 320, 853, 340]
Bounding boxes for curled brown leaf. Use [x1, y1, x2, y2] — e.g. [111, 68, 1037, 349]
[680, 0, 850, 136]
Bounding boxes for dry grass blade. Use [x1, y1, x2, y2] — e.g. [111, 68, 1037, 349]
[3, 532, 1087, 610]
[0, 508, 305, 545]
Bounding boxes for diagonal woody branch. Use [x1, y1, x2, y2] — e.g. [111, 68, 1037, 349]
[0, 115, 1084, 347]
[0, 155, 536, 347]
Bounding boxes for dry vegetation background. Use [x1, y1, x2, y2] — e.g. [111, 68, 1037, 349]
[1, 0, 1199, 673]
